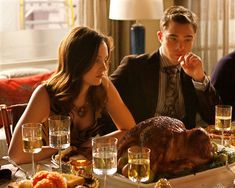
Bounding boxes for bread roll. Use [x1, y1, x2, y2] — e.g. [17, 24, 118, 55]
[8, 180, 33, 188]
[18, 180, 33, 188]
[62, 173, 85, 188]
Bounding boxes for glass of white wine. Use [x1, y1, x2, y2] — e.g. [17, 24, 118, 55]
[22, 123, 42, 176]
[215, 105, 232, 146]
[128, 146, 151, 188]
[92, 137, 118, 188]
[48, 115, 71, 172]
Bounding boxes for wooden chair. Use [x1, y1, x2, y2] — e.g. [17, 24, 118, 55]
[0, 103, 27, 147]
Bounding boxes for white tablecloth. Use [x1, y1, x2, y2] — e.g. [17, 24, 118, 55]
[1, 159, 235, 188]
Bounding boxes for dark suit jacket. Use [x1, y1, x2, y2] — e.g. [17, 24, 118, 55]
[211, 51, 235, 120]
[109, 50, 221, 129]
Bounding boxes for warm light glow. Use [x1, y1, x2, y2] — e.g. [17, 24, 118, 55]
[109, 0, 164, 21]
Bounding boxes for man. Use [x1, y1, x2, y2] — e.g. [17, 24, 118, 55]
[211, 51, 235, 120]
[109, 6, 221, 129]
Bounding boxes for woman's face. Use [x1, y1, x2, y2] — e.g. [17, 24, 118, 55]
[82, 41, 109, 86]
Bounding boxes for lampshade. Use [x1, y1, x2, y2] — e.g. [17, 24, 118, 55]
[109, 0, 163, 21]
[109, 0, 164, 54]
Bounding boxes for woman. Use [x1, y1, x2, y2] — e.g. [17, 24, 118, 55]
[8, 26, 136, 164]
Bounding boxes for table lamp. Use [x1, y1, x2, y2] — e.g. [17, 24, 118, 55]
[109, 0, 164, 54]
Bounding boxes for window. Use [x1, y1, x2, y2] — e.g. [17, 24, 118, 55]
[20, 0, 77, 30]
[175, 0, 235, 74]
[0, 0, 78, 70]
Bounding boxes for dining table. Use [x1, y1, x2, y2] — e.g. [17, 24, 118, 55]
[1, 155, 235, 188]
[1, 126, 235, 188]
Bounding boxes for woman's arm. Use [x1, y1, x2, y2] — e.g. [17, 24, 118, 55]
[8, 85, 57, 164]
[103, 77, 136, 131]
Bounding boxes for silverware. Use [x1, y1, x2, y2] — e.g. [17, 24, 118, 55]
[51, 160, 71, 173]
[2, 156, 30, 179]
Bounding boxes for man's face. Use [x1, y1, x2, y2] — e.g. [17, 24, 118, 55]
[158, 21, 196, 65]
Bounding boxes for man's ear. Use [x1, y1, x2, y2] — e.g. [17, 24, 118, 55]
[157, 31, 163, 43]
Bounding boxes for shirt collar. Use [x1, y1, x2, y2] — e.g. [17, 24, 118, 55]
[159, 47, 181, 71]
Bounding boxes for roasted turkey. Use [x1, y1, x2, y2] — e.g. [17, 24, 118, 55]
[118, 116, 214, 180]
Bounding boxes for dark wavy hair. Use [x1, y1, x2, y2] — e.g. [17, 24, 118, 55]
[160, 6, 198, 33]
[45, 26, 113, 115]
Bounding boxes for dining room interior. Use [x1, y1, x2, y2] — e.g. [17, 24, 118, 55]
[1, 0, 235, 73]
[1, 0, 235, 187]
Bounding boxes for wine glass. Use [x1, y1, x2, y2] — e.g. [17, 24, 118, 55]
[92, 137, 118, 188]
[215, 105, 232, 146]
[22, 123, 42, 176]
[128, 146, 151, 188]
[48, 115, 71, 172]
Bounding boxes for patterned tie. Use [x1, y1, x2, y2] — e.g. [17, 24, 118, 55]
[162, 66, 179, 118]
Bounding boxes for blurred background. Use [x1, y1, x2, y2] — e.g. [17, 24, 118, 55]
[0, 0, 235, 75]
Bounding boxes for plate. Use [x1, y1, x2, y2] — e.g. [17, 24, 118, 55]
[111, 144, 235, 188]
[8, 181, 21, 188]
[51, 153, 89, 174]
[8, 174, 99, 188]
[107, 164, 235, 188]
[51, 153, 87, 165]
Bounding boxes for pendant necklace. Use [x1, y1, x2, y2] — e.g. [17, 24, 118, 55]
[73, 103, 88, 118]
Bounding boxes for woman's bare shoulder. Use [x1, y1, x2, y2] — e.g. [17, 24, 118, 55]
[27, 84, 51, 112]
[26, 84, 51, 120]
[31, 84, 50, 99]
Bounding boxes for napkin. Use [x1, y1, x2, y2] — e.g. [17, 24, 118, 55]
[0, 168, 12, 180]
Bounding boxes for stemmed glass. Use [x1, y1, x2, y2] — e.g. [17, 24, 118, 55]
[92, 137, 118, 188]
[215, 105, 232, 146]
[128, 146, 151, 188]
[48, 115, 71, 172]
[22, 123, 42, 176]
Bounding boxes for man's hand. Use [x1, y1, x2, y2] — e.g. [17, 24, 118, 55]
[178, 52, 205, 82]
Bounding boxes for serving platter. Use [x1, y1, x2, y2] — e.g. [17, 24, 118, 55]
[105, 163, 235, 188]
[106, 144, 235, 188]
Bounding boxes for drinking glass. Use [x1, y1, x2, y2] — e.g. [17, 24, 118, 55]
[128, 146, 151, 188]
[22, 123, 42, 176]
[92, 137, 118, 188]
[48, 115, 71, 172]
[215, 105, 232, 146]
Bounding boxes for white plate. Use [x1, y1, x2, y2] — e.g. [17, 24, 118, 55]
[169, 164, 235, 188]
[105, 164, 235, 188]
[105, 145, 235, 188]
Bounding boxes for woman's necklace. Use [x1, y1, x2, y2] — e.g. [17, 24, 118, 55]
[73, 103, 88, 118]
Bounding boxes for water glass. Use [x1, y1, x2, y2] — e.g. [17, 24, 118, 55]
[92, 137, 118, 188]
[215, 105, 232, 146]
[128, 146, 151, 188]
[48, 115, 71, 172]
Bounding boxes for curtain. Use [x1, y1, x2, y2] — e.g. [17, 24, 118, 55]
[175, 0, 235, 75]
[77, 0, 108, 34]
[77, 0, 129, 73]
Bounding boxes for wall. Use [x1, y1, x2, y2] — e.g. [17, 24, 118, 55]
[142, 20, 160, 54]
[144, 0, 173, 53]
